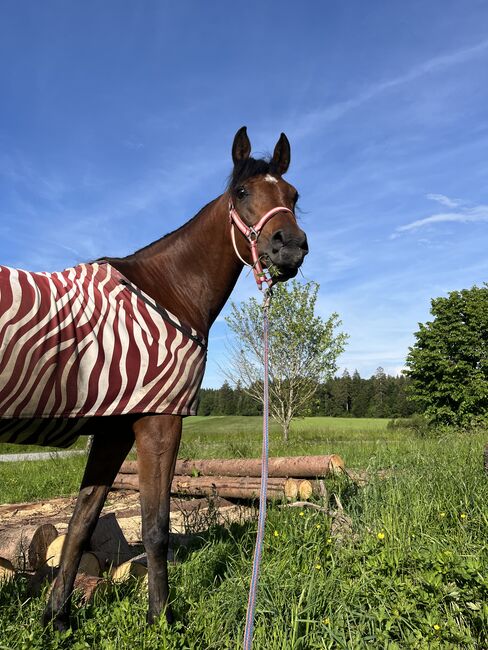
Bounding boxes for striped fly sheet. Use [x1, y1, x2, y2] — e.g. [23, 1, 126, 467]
[0, 263, 207, 447]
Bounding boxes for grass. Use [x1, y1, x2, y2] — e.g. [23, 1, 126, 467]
[0, 417, 487, 648]
[0, 436, 87, 455]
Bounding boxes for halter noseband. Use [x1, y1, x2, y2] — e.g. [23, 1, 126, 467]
[229, 201, 296, 290]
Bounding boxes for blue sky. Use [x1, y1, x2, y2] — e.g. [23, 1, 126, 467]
[1, 2, 488, 387]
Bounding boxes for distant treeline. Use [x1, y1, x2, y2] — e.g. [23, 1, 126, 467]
[198, 368, 417, 418]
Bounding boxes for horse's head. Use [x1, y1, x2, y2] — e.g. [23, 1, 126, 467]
[228, 127, 308, 288]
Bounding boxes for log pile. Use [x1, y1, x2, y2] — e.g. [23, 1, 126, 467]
[0, 453, 344, 601]
[113, 454, 344, 502]
[0, 513, 149, 601]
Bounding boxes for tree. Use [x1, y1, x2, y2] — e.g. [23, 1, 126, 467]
[224, 280, 348, 441]
[405, 284, 488, 426]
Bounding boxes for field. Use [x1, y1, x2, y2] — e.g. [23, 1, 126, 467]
[0, 417, 487, 648]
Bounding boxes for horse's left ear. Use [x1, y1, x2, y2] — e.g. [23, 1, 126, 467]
[232, 126, 251, 165]
[270, 133, 291, 176]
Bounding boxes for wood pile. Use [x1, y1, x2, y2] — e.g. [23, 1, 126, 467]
[0, 497, 252, 600]
[113, 454, 345, 502]
[0, 453, 344, 601]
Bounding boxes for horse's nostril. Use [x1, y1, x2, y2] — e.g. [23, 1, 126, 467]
[271, 230, 285, 253]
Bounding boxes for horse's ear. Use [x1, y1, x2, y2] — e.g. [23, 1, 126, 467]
[232, 126, 251, 165]
[270, 133, 291, 176]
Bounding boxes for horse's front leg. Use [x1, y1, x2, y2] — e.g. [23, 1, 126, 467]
[133, 414, 182, 624]
[43, 423, 134, 631]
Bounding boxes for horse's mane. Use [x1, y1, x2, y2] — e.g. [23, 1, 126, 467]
[102, 157, 274, 261]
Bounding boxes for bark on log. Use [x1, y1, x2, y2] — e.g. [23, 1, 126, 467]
[0, 523, 58, 570]
[120, 454, 344, 479]
[113, 475, 309, 501]
[73, 574, 110, 603]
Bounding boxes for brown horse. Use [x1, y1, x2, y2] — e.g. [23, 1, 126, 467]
[31, 126, 307, 629]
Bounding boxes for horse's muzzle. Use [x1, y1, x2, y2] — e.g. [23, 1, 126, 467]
[266, 228, 308, 278]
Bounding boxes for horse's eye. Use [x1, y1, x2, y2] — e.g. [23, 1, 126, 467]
[236, 187, 247, 200]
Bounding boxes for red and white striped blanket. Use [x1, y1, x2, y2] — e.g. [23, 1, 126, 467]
[0, 263, 206, 447]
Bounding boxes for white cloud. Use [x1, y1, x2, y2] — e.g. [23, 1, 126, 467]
[292, 37, 488, 138]
[426, 193, 461, 208]
[394, 202, 488, 235]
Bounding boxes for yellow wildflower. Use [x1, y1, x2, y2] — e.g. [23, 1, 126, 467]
[433, 624, 441, 631]
[299, 511, 305, 517]
[460, 513, 467, 519]
[377, 531, 385, 540]
[323, 617, 330, 625]
[439, 512, 446, 518]
[273, 530, 279, 537]
[315, 564, 321, 570]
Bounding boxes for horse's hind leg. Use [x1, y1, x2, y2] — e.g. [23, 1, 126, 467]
[133, 414, 182, 624]
[42, 422, 134, 631]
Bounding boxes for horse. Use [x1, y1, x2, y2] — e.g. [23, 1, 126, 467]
[0, 126, 308, 630]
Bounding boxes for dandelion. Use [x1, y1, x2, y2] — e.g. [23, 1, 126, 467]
[377, 531, 385, 540]
[433, 624, 441, 631]
[273, 530, 279, 537]
[299, 511, 305, 517]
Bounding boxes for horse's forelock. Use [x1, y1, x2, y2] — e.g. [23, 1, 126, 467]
[228, 157, 272, 191]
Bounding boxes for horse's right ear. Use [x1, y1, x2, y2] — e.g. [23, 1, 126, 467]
[232, 126, 251, 165]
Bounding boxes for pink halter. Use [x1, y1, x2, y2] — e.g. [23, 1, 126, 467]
[229, 201, 296, 290]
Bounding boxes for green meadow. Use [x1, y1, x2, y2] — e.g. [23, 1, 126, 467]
[0, 417, 487, 648]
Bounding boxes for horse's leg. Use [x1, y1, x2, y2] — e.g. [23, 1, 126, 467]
[133, 414, 182, 624]
[43, 422, 134, 630]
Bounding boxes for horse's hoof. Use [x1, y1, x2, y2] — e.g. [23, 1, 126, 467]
[42, 611, 70, 633]
[165, 605, 174, 625]
[147, 605, 174, 626]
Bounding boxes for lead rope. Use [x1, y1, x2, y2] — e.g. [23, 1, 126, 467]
[243, 288, 271, 650]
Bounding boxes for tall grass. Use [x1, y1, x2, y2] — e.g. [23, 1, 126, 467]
[0, 420, 487, 647]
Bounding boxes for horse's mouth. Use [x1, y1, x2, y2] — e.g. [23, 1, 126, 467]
[263, 256, 301, 284]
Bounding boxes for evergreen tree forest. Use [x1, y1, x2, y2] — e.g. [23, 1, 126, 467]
[197, 368, 416, 418]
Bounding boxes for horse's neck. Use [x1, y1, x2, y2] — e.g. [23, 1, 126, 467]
[109, 194, 243, 336]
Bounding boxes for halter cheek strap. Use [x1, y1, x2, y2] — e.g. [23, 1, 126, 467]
[229, 201, 296, 290]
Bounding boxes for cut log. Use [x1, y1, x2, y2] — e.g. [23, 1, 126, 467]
[46, 535, 101, 576]
[46, 534, 66, 568]
[0, 557, 15, 582]
[89, 513, 133, 566]
[113, 475, 303, 501]
[111, 558, 148, 582]
[284, 478, 299, 500]
[298, 480, 313, 501]
[120, 454, 344, 478]
[78, 552, 101, 577]
[0, 523, 58, 570]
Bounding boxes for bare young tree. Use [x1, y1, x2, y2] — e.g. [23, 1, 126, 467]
[224, 280, 348, 441]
